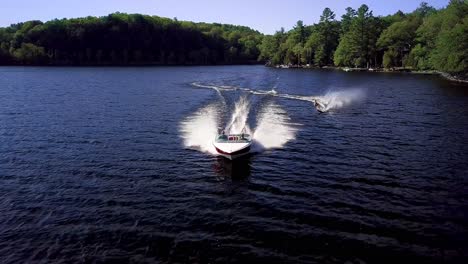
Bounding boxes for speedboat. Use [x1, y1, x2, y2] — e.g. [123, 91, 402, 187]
[213, 132, 252, 160]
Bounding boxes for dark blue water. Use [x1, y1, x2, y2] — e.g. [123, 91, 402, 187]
[0, 66, 467, 263]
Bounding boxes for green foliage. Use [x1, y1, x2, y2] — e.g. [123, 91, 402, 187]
[406, 44, 431, 69]
[340, 7, 356, 34]
[259, 8, 341, 67]
[267, 21, 303, 65]
[351, 0, 468, 73]
[383, 48, 399, 68]
[428, 1, 468, 72]
[377, 16, 422, 67]
[0, 13, 263, 65]
[377, 19, 419, 49]
[334, 34, 357, 66]
[258, 35, 276, 62]
[414, 2, 437, 17]
[292, 20, 306, 45]
[305, 31, 321, 64]
[13, 43, 48, 64]
[431, 17, 468, 72]
[0, 28, 13, 62]
[258, 1, 466, 73]
[333, 5, 383, 67]
[312, 8, 340, 66]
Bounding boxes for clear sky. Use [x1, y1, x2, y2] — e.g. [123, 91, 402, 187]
[2, 0, 449, 34]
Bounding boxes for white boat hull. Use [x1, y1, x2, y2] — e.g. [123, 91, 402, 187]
[213, 141, 251, 160]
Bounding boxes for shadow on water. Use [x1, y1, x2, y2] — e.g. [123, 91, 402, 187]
[434, 78, 468, 96]
[212, 155, 252, 181]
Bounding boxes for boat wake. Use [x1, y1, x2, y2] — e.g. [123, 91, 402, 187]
[191, 82, 364, 113]
[182, 82, 363, 156]
[225, 95, 251, 134]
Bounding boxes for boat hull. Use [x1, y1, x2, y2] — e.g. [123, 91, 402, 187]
[213, 141, 251, 160]
[214, 145, 251, 160]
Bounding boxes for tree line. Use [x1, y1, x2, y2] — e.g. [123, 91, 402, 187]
[259, 0, 467, 73]
[0, 1, 466, 73]
[0, 13, 262, 65]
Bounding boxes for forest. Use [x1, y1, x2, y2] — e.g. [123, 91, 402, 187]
[0, 13, 262, 65]
[0, 1, 466, 74]
[259, 0, 467, 73]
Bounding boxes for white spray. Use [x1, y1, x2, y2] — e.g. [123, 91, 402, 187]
[253, 102, 297, 150]
[225, 96, 251, 134]
[180, 103, 219, 154]
[313, 88, 365, 112]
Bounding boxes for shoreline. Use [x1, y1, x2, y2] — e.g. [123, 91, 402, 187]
[271, 64, 468, 84]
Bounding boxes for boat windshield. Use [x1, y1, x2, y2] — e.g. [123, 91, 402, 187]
[217, 134, 228, 141]
[216, 134, 250, 143]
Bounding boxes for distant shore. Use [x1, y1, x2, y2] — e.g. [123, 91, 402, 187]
[270, 64, 468, 84]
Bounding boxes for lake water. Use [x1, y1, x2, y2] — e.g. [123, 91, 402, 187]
[0, 66, 467, 263]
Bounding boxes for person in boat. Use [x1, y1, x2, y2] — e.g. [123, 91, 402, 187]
[217, 129, 228, 141]
[240, 127, 247, 140]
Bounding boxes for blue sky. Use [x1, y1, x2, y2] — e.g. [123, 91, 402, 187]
[2, 0, 449, 34]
